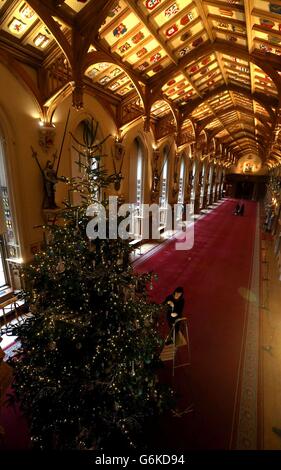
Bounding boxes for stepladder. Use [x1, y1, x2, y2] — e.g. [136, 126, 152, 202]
[160, 317, 191, 376]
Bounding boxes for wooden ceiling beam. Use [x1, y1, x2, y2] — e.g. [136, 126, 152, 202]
[182, 83, 276, 121]
[193, 0, 230, 97]
[157, 3, 196, 35]
[73, 0, 113, 62]
[131, 44, 162, 70]
[252, 7, 281, 23]
[32, 0, 74, 27]
[0, 34, 42, 66]
[230, 131, 258, 140]
[198, 104, 271, 134]
[208, 110, 265, 156]
[204, 99, 246, 155]
[216, 39, 281, 98]
[226, 134, 265, 148]
[83, 42, 147, 83]
[83, 47, 146, 106]
[0, 0, 19, 27]
[253, 24, 281, 41]
[204, 0, 244, 12]
[0, 0, 278, 165]
[25, 0, 73, 64]
[76, 0, 112, 33]
[149, 0, 196, 20]
[225, 68, 251, 80]
[212, 28, 246, 40]
[225, 130, 263, 141]
[98, 7, 130, 38]
[123, 0, 203, 105]
[111, 22, 143, 54]
[208, 13, 246, 28]
[123, 0, 176, 64]
[150, 38, 281, 95]
[149, 41, 213, 90]
[172, 24, 204, 53]
[20, 19, 41, 46]
[233, 0, 255, 147]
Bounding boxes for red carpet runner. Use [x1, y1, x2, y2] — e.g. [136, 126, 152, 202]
[136, 199, 257, 450]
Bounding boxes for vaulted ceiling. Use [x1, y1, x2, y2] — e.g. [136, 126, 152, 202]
[0, 0, 281, 168]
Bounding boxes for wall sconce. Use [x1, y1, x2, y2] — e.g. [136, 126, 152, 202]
[114, 132, 123, 143]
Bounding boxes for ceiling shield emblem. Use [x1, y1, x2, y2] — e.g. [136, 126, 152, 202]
[145, 0, 161, 10]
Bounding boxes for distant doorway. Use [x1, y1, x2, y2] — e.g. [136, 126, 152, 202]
[235, 180, 254, 199]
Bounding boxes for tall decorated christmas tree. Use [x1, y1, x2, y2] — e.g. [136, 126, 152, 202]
[9, 118, 171, 450]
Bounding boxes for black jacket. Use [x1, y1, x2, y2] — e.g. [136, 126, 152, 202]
[164, 294, 184, 317]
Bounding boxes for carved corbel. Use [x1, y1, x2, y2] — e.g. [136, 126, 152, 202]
[143, 114, 151, 133]
[71, 81, 84, 110]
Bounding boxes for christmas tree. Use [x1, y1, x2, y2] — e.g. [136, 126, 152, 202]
[8, 118, 172, 450]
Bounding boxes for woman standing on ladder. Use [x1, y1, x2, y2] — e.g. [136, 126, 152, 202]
[164, 287, 185, 344]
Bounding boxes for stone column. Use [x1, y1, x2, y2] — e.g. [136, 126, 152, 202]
[208, 165, 215, 205]
[194, 160, 201, 214]
[202, 164, 210, 208]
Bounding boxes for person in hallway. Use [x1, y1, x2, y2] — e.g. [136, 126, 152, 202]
[164, 287, 184, 344]
[234, 202, 240, 215]
[239, 203, 245, 216]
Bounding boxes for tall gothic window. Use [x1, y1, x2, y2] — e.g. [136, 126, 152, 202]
[0, 138, 20, 288]
[177, 158, 185, 204]
[177, 157, 185, 221]
[136, 140, 143, 211]
[200, 163, 206, 205]
[190, 160, 196, 212]
[160, 155, 168, 208]
[159, 146, 169, 227]
[130, 138, 144, 238]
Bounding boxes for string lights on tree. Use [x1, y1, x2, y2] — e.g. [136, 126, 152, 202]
[7, 117, 172, 451]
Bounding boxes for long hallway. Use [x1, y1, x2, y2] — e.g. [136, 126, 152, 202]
[136, 198, 259, 450]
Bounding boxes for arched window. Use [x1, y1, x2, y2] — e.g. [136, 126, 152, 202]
[177, 157, 185, 204]
[160, 159, 168, 208]
[136, 139, 143, 210]
[190, 160, 196, 213]
[176, 157, 185, 221]
[130, 138, 144, 238]
[200, 163, 206, 207]
[207, 164, 216, 205]
[159, 146, 169, 227]
[0, 138, 20, 288]
[71, 118, 103, 204]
